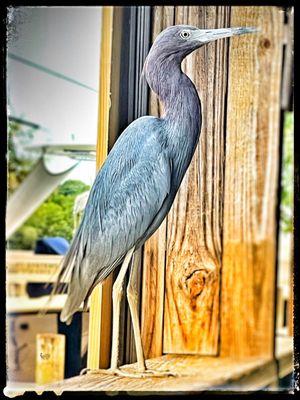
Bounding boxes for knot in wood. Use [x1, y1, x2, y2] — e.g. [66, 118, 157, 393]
[180, 267, 216, 310]
[260, 38, 271, 49]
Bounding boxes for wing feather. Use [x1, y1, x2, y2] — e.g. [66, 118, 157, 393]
[52, 117, 172, 324]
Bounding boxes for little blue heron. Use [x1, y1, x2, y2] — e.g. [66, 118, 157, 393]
[53, 24, 257, 377]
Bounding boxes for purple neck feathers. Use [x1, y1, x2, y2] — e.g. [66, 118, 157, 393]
[143, 48, 201, 132]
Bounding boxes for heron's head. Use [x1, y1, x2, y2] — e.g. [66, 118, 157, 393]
[143, 24, 258, 99]
[146, 24, 258, 64]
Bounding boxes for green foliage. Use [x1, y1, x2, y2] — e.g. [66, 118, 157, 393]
[9, 180, 90, 250]
[280, 112, 293, 233]
[8, 121, 40, 195]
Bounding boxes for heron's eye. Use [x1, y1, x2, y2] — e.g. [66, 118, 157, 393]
[180, 30, 191, 39]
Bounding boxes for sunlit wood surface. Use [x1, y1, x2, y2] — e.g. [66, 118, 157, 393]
[5, 336, 292, 395]
[221, 6, 283, 358]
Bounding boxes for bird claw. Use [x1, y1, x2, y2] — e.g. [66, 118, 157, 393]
[129, 368, 180, 378]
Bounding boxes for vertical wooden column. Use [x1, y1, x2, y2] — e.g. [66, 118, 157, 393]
[221, 7, 284, 358]
[163, 6, 230, 355]
[87, 6, 114, 370]
[141, 6, 175, 359]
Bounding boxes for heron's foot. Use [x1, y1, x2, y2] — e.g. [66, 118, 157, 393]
[128, 368, 180, 378]
[80, 367, 122, 376]
[80, 367, 180, 378]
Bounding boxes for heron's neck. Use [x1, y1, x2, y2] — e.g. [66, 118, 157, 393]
[145, 56, 201, 131]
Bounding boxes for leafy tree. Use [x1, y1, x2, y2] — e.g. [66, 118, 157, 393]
[9, 180, 90, 250]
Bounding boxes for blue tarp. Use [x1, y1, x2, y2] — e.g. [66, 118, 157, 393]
[34, 237, 70, 255]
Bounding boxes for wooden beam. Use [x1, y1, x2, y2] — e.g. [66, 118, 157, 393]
[221, 6, 284, 358]
[87, 6, 114, 370]
[141, 6, 175, 359]
[163, 6, 230, 355]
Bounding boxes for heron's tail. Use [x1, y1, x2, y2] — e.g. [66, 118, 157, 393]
[60, 256, 119, 325]
[38, 225, 84, 320]
[59, 257, 96, 325]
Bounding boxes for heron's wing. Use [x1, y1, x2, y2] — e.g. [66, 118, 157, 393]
[56, 117, 172, 323]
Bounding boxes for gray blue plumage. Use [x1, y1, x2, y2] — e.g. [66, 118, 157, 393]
[55, 24, 257, 324]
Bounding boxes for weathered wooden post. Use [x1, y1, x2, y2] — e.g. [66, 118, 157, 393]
[35, 333, 65, 384]
[87, 6, 114, 370]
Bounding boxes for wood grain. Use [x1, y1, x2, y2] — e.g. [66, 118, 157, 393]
[141, 6, 175, 359]
[221, 7, 284, 358]
[163, 6, 230, 355]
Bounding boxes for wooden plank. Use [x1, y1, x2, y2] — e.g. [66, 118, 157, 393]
[30, 356, 278, 392]
[5, 337, 292, 394]
[6, 251, 62, 276]
[141, 5, 175, 359]
[6, 250, 62, 264]
[221, 6, 284, 358]
[7, 272, 68, 284]
[7, 295, 68, 313]
[12, 336, 290, 393]
[87, 6, 114, 370]
[163, 6, 230, 355]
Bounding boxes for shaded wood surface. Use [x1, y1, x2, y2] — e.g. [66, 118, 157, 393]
[141, 5, 175, 360]
[221, 6, 284, 358]
[163, 6, 230, 355]
[5, 336, 292, 395]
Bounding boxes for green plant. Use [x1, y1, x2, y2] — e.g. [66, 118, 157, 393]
[280, 112, 293, 233]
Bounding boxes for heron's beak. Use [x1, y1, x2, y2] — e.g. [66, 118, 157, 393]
[194, 27, 259, 43]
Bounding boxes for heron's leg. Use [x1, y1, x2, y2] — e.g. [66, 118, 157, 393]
[126, 252, 146, 372]
[124, 253, 180, 378]
[110, 247, 135, 370]
[82, 247, 179, 378]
